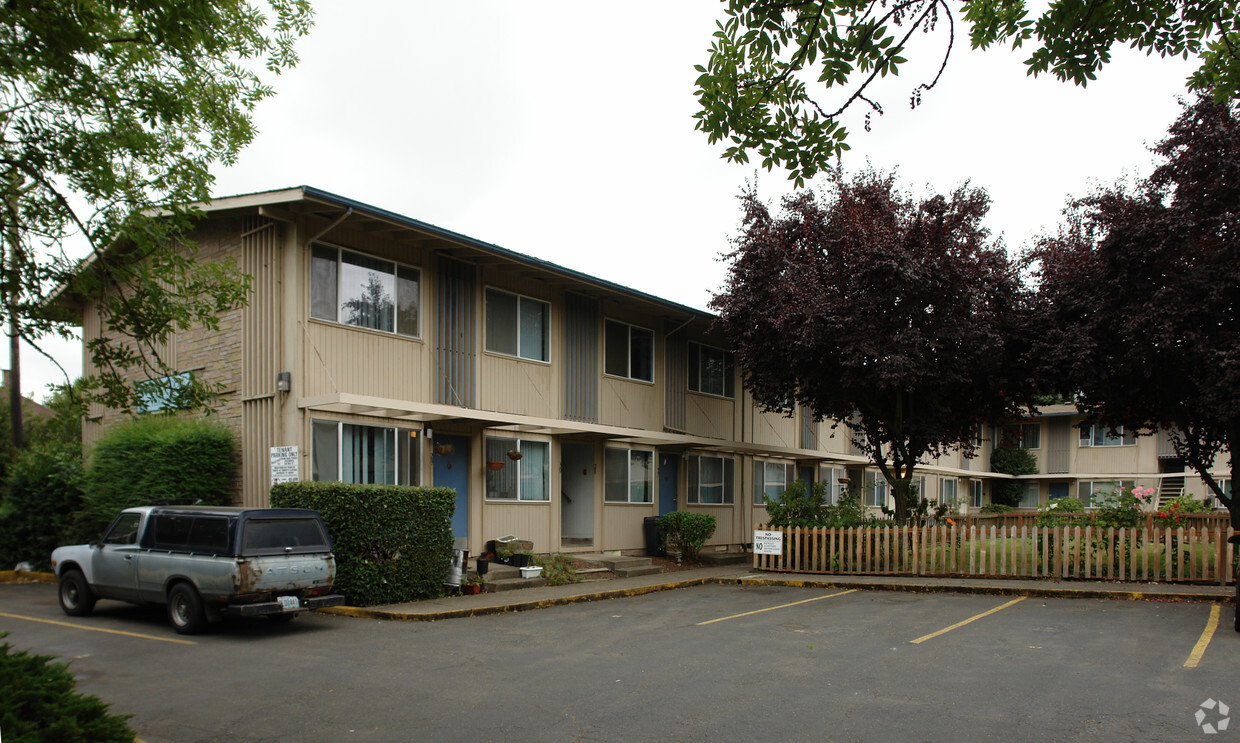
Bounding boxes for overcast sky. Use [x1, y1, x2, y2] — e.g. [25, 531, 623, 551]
[18, 1, 1200, 400]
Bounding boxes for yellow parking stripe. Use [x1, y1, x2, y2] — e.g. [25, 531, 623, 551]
[909, 597, 1026, 644]
[1184, 604, 1220, 668]
[0, 611, 196, 645]
[697, 589, 858, 626]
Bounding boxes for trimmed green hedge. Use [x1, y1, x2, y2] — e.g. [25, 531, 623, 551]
[270, 481, 454, 606]
[0, 634, 134, 742]
[72, 415, 236, 542]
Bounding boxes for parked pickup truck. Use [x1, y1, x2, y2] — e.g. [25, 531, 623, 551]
[51, 505, 346, 634]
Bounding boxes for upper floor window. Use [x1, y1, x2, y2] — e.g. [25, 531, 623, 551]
[485, 288, 549, 362]
[1079, 424, 1137, 447]
[604, 448, 653, 503]
[484, 437, 549, 501]
[688, 341, 735, 398]
[1002, 423, 1040, 450]
[687, 454, 735, 504]
[756, 460, 796, 504]
[135, 372, 193, 414]
[311, 243, 420, 337]
[604, 319, 654, 382]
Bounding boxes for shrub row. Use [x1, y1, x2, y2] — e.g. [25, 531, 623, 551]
[270, 481, 454, 606]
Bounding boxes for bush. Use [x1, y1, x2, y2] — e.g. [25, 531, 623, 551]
[532, 553, 579, 586]
[658, 511, 716, 561]
[980, 503, 1016, 514]
[764, 480, 831, 527]
[72, 415, 236, 542]
[0, 443, 85, 570]
[1034, 496, 1087, 527]
[270, 481, 454, 606]
[990, 447, 1038, 507]
[0, 634, 134, 742]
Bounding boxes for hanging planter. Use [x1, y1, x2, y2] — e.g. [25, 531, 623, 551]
[506, 449, 524, 461]
[487, 460, 505, 471]
[434, 443, 454, 457]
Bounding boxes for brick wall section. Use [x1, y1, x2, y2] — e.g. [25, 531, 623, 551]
[90, 216, 249, 502]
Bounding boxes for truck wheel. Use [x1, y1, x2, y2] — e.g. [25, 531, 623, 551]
[167, 583, 207, 635]
[58, 570, 96, 616]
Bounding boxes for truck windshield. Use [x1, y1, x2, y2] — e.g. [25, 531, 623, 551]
[240, 518, 330, 555]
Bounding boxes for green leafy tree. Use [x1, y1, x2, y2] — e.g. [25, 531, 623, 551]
[694, 1, 1240, 184]
[989, 446, 1036, 507]
[2, 0, 314, 445]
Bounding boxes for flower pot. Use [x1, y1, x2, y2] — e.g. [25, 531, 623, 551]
[487, 461, 505, 471]
[519, 565, 543, 579]
[476, 558, 489, 575]
[462, 583, 482, 595]
[506, 449, 523, 461]
[434, 444, 454, 457]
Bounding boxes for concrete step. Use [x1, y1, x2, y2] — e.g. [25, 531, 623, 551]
[614, 564, 665, 578]
[572, 553, 664, 578]
[696, 551, 751, 566]
[486, 577, 546, 592]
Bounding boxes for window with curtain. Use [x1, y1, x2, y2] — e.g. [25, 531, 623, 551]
[311, 419, 420, 485]
[604, 448, 653, 503]
[687, 455, 735, 504]
[485, 437, 549, 501]
[755, 460, 796, 504]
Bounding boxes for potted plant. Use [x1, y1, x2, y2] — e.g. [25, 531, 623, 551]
[486, 460, 505, 471]
[462, 574, 487, 595]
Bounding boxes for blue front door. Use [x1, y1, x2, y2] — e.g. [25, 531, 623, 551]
[432, 435, 470, 539]
[658, 454, 678, 515]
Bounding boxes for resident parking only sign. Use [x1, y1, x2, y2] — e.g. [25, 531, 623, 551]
[753, 530, 782, 555]
[270, 446, 300, 485]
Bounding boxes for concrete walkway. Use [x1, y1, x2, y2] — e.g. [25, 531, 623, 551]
[322, 564, 1236, 623]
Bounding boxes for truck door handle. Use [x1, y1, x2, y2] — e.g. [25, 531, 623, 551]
[124, 555, 133, 561]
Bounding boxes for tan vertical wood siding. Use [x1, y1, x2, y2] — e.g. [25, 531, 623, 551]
[240, 217, 280, 505]
[478, 354, 553, 417]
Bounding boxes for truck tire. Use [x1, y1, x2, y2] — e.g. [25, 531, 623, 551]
[167, 583, 207, 635]
[58, 569, 96, 616]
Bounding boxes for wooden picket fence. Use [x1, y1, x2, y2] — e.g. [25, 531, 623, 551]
[753, 524, 1238, 585]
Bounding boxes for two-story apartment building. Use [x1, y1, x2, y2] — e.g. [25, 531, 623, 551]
[67, 187, 1226, 556]
[992, 405, 1231, 510]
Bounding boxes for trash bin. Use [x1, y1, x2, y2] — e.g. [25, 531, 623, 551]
[445, 548, 468, 587]
[644, 516, 665, 557]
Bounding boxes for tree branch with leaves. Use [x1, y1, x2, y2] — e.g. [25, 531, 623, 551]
[695, 0, 1240, 185]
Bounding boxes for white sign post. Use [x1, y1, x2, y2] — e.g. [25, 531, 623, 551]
[270, 445, 300, 485]
[753, 529, 783, 556]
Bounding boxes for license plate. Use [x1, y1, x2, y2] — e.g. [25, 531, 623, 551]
[278, 596, 300, 612]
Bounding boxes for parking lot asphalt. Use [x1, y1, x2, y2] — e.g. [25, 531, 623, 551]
[317, 563, 1235, 622]
[4, 563, 1234, 623]
[1, 575, 1236, 743]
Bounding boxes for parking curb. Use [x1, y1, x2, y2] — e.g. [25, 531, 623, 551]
[729, 575, 1235, 604]
[318, 573, 1234, 623]
[320, 576, 719, 622]
[0, 570, 57, 584]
